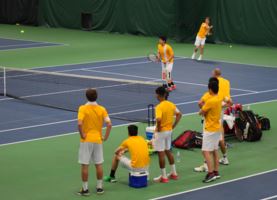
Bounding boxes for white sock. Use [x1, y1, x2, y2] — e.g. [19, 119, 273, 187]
[170, 164, 177, 175]
[161, 168, 167, 178]
[198, 55, 203, 60]
[96, 179, 103, 189]
[223, 153, 227, 158]
[82, 181, 88, 190]
[192, 52, 196, 59]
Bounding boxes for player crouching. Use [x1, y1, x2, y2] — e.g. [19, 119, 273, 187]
[104, 125, 150, 183]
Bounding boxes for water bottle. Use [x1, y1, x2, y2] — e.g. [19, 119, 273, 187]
[176, 151, 181, 163]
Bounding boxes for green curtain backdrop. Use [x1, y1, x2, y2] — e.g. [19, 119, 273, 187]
[38, 0, 277, 46]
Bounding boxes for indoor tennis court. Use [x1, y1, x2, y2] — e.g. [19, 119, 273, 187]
[0, 1, 277, 200]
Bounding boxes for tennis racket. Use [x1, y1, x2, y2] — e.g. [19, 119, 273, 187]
[147, 53, 159, 63]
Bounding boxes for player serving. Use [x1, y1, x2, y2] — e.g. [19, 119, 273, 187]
[191, 17, 213, 61]
[157, 36, 176, 92]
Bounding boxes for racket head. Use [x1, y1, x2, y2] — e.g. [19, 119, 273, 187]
[147, 53, 159, 62]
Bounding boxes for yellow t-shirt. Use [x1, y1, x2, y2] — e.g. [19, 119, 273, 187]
[197, 23, 209, 39]
[78, 103, 110, 144]
[120, 136, 150, 168]
[202, 96, 222, 132]
[157, 44, 174, 63]
[201, 91, 212, 102]
[155, 100, 178, 132]
[218, 76, 231, 101]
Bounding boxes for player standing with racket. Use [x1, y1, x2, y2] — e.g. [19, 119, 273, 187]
[191, 17, 213, 61]
[157, 36, 176, 92]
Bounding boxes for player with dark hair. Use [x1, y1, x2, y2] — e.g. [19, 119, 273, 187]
[153, 86, 182, 183]
[192, 17, 213, 61]
[199, 80, 222, 183]
[157, 36, 176, 91]
[104, 125, 150, 183]
[195, 69, 232, 172]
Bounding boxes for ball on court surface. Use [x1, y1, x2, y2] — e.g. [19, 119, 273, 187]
[20, 30, 24, 34]
[229, 45, 232, 48]
[16, 23, 20, 26]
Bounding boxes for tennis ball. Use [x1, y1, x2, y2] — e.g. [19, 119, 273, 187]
[20, 30, 24, 34]
[16, 23, 20, 26]
[229, 45, 232, 48]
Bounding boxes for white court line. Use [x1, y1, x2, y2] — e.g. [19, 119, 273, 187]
[0, 98, 276, 135]
[0, 43, 68, 52]
[176, 56, 277, 69]
[0, 119, 76, 133]
[82, 68, 258, 93]
[0, 99, 276, 145]
[150, 169, 277, 200]
[0, 36, 65, 45]
[0, 122, 137, 147]
[33, 56, 147, 69]
[0, 42, 58, 48]
[260, 195, 277, 200]
[54, 57, 184, 72]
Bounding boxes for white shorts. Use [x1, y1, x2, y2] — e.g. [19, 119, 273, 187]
[161, 62, 173, 81]
[119, 156, 149, 172]
[78, 142, 104, 165]
[153, 131, 172, 152]
[202, 132, 221, 151]
[194, 36, 206, 46]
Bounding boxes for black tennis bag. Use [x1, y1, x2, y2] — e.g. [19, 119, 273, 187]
[236, 110, 263, 142]
[256, 115, 271, 130]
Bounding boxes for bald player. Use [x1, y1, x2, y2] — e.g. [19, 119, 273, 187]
[191, 17, 213, 61]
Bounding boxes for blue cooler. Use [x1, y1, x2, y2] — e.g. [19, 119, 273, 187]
[129, 171, 148, 188]
[145, 126, 155, 140]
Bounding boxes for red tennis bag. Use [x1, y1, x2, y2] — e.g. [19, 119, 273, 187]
[172, 130, 202, 149]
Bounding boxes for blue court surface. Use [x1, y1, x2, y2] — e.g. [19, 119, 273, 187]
[0, 37, 63, 50]
[0, 57, 277, 145]
[151, 169, 277, 200]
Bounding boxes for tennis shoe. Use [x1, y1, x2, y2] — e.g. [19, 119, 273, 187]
[167, 173, 179, 180]
[214, 171, 221, 179]
[153, 175, 169, 183]
[77, 188, 90, 196]
[203, 173, 216, 183]
[104, 176, 117, 183]
[96, 188, 104, 195]
[219, 157, 229, 165]
[194, 163, 208, 172]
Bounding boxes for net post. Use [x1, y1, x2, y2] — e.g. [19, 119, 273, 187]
[3, 67, 6, 96]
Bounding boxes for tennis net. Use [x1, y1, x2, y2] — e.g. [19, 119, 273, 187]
[0, 67, 160, 122]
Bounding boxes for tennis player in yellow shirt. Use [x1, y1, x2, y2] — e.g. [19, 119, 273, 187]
[153, 86, 182, 183]
[199, 80, 222, 183]
[157, 36, 176, 92]
[195, 69, 232, 172]
[104, 125, 150, 183]
[77, 88, 112, 196]
[192, 17, 213, 61]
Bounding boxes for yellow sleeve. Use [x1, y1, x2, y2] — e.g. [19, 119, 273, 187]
[120, 139, 128, 149]
[202, 99, 212, 112]
[155, 106, 162, 119]
[201, 92, 209, 102]
[157, 44, 161, 54]
[78, 106, 85, 121]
